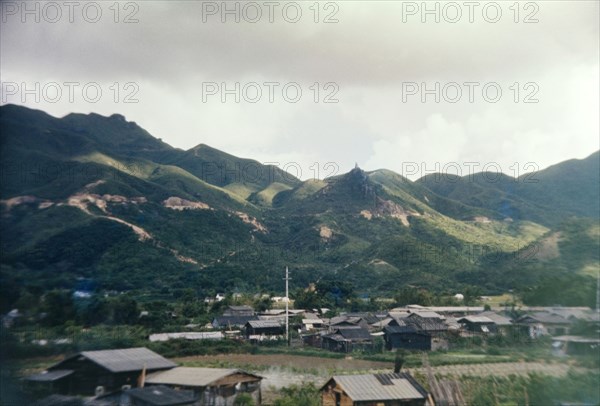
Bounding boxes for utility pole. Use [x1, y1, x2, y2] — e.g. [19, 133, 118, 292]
[284, 266, 291, 346]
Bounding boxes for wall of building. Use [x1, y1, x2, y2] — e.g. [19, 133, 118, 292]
[385, 333, 431, 351]
[321, 388, 353, 406]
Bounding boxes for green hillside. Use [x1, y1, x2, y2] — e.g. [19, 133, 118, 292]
[1, 104, 598, 311]
[417, 152, 600, 226]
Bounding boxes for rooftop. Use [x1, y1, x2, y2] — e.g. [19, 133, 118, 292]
[146, 367, 262, 388]
[126, 385, 196, 406]
[51, 347, 176, 373]
[227, 305, 254, 311]
[213, 315, 258, 326]
[323, 373, 427, 402]
[477, 311, 513, 326]
[409, 311, 444, 319]
[302, 318, 324, 324]
[407, 317, 448, 332]
[407, 306, 485, 313]
[384, 325, 419, 334]
[458, 316, 495, 324]
[334, 326, 372, 341]
[246, 320, 283, 329]
[149, 332, 223, 342]
[25, 369, 73, 382]
[518, 312, 572, 325]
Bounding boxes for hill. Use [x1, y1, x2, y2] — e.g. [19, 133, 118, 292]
[1, 104, 598, 310]
[416, 152, 600, 226]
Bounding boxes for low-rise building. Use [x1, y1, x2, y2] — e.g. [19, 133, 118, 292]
[211, 315, 258, 329]
[148, 332, 223, 342]
[457, 316, 497, 334]
[301, 318, 325, 331]
[244, 320, 285, 341]
[145, 367, 263, 405]
[320, 373, 428, 406]
[476, 311, 512, 326]
[552, 335, 600, 356]
[321, 326, 372, 353]
[25, 348, 177, 396]
[516, 312, 572, 337]
[223, 305, 254, 317]
[384, 325, 432, 351]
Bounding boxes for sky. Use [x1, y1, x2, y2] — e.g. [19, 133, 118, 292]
[1, 1, 598, 180]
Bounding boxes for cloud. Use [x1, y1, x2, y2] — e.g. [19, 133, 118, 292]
[1, 1, 598, 179]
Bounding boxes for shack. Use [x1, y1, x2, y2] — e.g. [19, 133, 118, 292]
[25, 348, 176, 396]
[457, 316, 497, 334]
[244, 320, 284, 341]
[145, 367, 263, 405]
[384, 325, 432, 351]
[321, 373, 428, 406]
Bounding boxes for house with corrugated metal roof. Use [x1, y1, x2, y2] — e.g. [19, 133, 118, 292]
[211, 305, 258, 330]
[149, 332, 224, 343]
[24, 348, 176, 396]
[457, 316, 498, 334]
[321, 326, 373, 353]
[321, 333, 351, 353]
[329, 315, 365, 329]
[384, 325, 432, 351]
[335, 326, 372, 342]
[516, 312, 572, 337]
[244, 320, 285, 341]
[476, 311, 512, 326]
[212, 315, 258, 330]
[384, 312, 448, 350]
[223, 305, 254, 317]
[301, 318, 325, 332]
[145, 367, 263, 405]
[404, 313, 448, 337]
[320, 372, 428, 406]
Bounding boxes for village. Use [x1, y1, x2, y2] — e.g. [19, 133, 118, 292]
[14, 297, 600, 406]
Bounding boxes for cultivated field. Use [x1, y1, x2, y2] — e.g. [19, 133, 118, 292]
[175, 353, 586, 400]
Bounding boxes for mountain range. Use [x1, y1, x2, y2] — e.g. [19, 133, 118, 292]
[1, 104, 598, 307]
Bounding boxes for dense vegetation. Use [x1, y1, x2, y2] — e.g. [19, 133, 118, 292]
[1, 104, 598, 316]
[461, 372, 600, 406]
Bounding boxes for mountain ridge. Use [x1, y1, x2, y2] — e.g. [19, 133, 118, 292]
[1, 104, 598, 308]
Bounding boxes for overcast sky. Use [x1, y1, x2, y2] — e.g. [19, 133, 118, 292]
[1, 1, 598, 180]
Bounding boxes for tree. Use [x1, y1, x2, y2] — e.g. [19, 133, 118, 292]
[316, 278, 356, 307]
[292, 289, 322, 310]
[394, 287, 433, 306]
[520, 275, 595, 307]
[463, 286, 482, 306]
[110, 296, 139, 325]
[181, 301, 201, 318]
[254, 296, 272, 313]
[14, 290, 39, 313]
[41, 290, 75, 326]
[78, 297, 108, 326]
